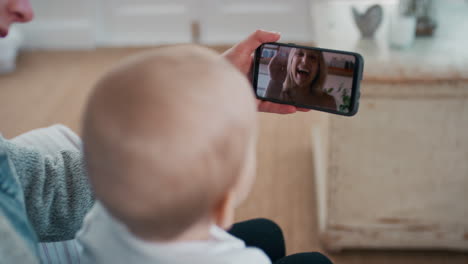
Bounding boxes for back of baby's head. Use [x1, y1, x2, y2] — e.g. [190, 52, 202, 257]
[82, 45, 257, 240]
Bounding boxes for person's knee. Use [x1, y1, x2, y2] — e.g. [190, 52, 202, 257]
[228, 218, 286, 262]
[275, 252, 333, 264]
[249, 218, 282, 233]
[230, 218, 283, 237]
[240, 218, 285, 246]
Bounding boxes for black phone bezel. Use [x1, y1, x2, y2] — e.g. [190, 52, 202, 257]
[252, 42, 364, 116]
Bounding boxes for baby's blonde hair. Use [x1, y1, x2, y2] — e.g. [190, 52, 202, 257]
[82, 45, 257, 241]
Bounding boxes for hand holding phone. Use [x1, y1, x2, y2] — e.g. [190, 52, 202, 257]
[253, 42, 364, 116]
[268, 46, 289, 83]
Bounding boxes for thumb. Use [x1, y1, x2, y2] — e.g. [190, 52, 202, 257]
[233, 30, 281, 55]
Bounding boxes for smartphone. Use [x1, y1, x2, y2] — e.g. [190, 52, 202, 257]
[252, 42, 364, 116]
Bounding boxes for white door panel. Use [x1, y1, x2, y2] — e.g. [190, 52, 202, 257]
[21, 0, 314, 49]
[21, 0, 95, 49]
[199, 0, 312, 44]
[98, 0, 193, 46]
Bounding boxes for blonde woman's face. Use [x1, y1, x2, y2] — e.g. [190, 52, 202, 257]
[290, 49, 319, 87]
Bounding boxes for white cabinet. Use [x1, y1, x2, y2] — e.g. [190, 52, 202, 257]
[198, 0, 312, 44]
[20, 0, 315, 49]
[97, 0, 193, 46]
[20, 0, 96, 49]
[99, 0, 313, 46]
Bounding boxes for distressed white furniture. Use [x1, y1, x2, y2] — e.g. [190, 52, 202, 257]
[312, 1, 468, 252]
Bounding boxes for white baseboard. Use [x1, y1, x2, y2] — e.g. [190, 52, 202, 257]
[21, 20, 96, 50]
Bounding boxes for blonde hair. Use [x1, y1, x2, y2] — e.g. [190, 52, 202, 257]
[283, 48, 328, 94]
[82, 45, 257, 241]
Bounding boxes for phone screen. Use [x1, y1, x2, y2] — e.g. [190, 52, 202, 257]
[253, 43, 363, 116]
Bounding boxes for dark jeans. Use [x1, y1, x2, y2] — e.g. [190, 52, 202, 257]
[228, 218, 333, 264]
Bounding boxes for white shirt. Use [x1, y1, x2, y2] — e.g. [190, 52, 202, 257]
[76, 202, 271, 264]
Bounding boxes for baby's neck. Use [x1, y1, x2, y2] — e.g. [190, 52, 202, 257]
[132, 218, 213, 243]
[170, 221, 213, 242]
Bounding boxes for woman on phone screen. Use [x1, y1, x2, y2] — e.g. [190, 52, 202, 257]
[267, 48, 336, 110]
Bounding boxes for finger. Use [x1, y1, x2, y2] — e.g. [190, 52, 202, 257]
[274, 104, 297, 114]
[234, 30, 281, 55]
[258, 101, 296, 114]
[297, 108, 311, 112]
[257, 100, 298, 114]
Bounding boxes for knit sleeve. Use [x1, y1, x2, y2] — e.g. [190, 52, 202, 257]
[1, 137, 95, 242]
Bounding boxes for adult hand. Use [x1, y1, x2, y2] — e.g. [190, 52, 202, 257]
[222, 30, 309, 114]
[268, 46, 289, 83]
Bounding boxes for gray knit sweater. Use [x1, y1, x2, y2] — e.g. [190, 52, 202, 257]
[0, 137, 95, 242]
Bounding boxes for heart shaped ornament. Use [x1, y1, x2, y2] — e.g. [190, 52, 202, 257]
[352, 4, 384, 38]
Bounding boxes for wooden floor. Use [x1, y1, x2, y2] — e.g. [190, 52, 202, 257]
[1, 48, 467, 264]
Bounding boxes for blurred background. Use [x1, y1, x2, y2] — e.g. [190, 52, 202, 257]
[1, 0, 467, 263]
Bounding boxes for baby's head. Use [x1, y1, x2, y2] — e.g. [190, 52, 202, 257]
[82, 45, 257, 241]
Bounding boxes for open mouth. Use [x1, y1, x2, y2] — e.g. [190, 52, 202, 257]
[296, 67, 310, 78]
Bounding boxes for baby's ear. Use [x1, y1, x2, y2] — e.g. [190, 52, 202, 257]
[213, 191, 236, 230]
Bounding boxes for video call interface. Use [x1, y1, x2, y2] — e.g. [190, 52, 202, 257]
[256, 44, 356, 113]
